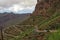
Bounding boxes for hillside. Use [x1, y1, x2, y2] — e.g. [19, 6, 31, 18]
[0, 13, 30, 27]
[2, 0, 60, 40]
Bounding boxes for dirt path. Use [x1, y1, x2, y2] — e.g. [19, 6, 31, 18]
[35, 25, 57, 32]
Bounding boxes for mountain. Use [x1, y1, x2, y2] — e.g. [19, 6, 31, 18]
[32, 0, 60, 30]
[1, 0, 60, 40]
[0, 12, 31, 28]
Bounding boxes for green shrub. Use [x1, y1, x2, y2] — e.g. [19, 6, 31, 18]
[46, 30, 60, 40]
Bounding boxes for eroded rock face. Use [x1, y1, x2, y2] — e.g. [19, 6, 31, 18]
[33, 0, 60, 16]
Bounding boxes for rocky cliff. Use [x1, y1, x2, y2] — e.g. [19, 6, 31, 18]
[33, 0, 60, 16]
[32, 0, 60, 29]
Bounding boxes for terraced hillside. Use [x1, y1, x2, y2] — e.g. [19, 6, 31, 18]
[2, 0, 60, 40]
[0, 13, 31, 40]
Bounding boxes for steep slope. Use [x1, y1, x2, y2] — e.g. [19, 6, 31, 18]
[32, 0, 60, 30]
[3, 0, 60, 40]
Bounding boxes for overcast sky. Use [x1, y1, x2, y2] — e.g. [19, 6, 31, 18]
[0, 0, 37, 13]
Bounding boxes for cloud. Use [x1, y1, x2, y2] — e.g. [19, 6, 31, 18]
[0, 0, 37, 13]
[0, 0, 37, 7]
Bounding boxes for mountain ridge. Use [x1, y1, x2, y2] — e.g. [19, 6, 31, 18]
[0, 13, 31, 28]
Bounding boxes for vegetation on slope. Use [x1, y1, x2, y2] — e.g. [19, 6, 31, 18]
[46, 30, 60, 40]
[3, 0, 60, 40]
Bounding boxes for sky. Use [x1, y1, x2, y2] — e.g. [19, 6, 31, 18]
[0, 0, 37, 14]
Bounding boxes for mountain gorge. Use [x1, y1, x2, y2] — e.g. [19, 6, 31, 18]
[0, 0, 60, 40]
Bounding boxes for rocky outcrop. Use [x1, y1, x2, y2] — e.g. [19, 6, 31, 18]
[33, 0, 60, 16]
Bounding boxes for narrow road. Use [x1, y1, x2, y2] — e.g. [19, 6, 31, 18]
[35, 25, 57, 32]
[36, 30, 57, 32]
